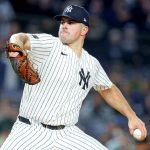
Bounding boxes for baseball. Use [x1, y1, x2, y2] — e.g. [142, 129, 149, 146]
[133, 129, 142, 140]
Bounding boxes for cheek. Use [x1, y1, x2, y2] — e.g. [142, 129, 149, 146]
[71, 30, 81, 38]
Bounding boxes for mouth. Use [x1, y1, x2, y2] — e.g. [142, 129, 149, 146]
[61, 31, 68, 34]
[60, 32, 69, 38]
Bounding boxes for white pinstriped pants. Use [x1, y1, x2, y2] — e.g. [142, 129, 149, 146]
[0, 120, 108, 150]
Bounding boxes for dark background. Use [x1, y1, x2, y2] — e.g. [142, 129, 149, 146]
[0, 0, 150, 149]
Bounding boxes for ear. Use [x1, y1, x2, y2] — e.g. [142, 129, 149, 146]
[81, 26, 89, 36]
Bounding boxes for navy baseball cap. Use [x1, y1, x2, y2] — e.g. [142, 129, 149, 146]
[54, 5, 89, 27]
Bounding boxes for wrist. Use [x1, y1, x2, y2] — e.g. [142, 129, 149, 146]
[127, 111, 137, 121]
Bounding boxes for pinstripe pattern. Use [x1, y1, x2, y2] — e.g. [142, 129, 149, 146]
[1, 33, 112, 149]
[19, 33, 112, 126]
[0, 120, 54, 150]
[1, 120, 108, 150]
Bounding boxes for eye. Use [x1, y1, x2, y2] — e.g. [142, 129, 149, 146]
[68, 20, 76, 24]
[60, 19, 77, 25]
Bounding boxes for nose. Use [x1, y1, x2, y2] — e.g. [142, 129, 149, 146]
[62, 22, 68, 29]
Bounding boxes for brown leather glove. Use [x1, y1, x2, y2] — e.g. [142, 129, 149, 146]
[6, 43, 40, 85]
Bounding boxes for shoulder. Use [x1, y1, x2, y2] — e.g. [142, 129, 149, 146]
[26, 33, 61, 47]
[26, 33, 59, 41]
[83, 49, 99, 64]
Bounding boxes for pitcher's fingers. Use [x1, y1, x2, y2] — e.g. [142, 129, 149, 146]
[9, 52, 19, 57]
[139, 123, 147, 139]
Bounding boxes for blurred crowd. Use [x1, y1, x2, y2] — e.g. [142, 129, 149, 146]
[0, 0, 150, 149]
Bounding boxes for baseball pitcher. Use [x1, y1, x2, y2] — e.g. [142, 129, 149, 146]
[1, 5, 147, 150]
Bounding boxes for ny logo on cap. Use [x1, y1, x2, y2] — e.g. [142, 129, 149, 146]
[64, 5, 73, 13]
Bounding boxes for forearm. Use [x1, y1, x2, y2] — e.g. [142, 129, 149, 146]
[99, 84, 136, 120]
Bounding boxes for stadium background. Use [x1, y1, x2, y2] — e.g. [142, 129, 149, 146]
[0, 0, 150, 149]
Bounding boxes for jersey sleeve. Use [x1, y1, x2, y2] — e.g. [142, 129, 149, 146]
[93, 58, 113, 91]
[26, 33, 56, 63]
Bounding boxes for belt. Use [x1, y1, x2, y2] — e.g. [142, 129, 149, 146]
[18, 116, 65, 130]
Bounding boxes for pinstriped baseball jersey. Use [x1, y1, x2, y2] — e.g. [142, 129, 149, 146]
[19, 33, 112, 126]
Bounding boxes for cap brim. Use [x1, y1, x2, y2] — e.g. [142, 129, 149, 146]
[54, 15, 81, 23]
[54, 15, 63, 21]
[54, 15, 89, 26]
